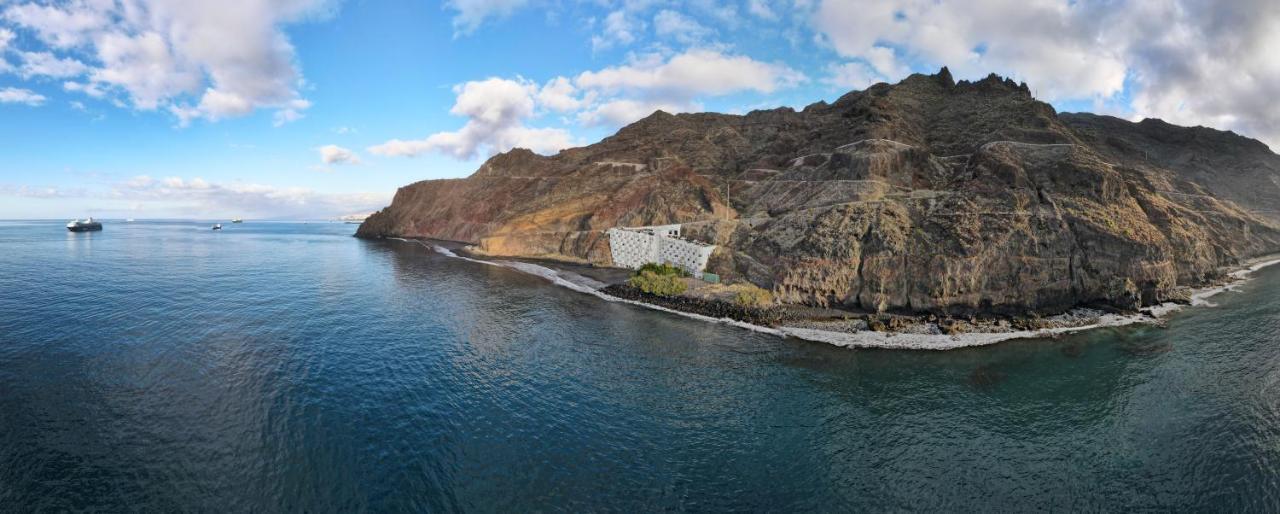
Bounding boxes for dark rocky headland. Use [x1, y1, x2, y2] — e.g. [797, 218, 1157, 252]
[358, 68, 1280, 320]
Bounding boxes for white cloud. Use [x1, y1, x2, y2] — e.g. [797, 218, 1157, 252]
[369, 77, 577, 160]
[373, 47, 811, 159]
[381, 47, 812, 153]
[805, 0, 1280, 148]
[810, 0, 1125, 101]
[62, 81, 105, 98]
[653, 10, 713, 44]
[272, 98, 311, 127]
[0, 86, 46, 105]
[0, 28, 13, 72]
[537, 76, 591, 112]
[591, 10, 643, 52]
[576, 98, 697, 127]
[446, 0, 529, 35]
[863, 46, 910, 81]
[575, 49, 806, 98]
[318, 144, 360, 165]
[18, 50, 89, 78]
[3, 174, 387, 218]
[1111, 0, 1280, 148]
[824, 46, 912, 91]
[824, 62, 884, 91]
[110, 174, 389, 218]
[91, 30, 202, 109]
[2, 0, 328, 125]
[2, 2, 107, 48]
[0, 183, 76, 198]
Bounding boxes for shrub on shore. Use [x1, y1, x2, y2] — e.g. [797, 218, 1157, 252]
[733, 284, 774, 308]
[628, 271, 688, 297]
[636, 262, 690, 277]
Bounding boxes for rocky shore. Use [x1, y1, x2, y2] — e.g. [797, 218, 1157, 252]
[386, 235, 1279, 349]
[600, 284, 790, 326]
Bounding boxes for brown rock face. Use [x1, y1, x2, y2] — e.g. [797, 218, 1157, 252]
[359, 68, 1280, 316]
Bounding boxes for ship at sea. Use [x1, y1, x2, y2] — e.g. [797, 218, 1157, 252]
[66, 218, 102, 232]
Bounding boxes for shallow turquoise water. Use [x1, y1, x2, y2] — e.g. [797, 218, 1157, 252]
[1, 220, 1279, 511]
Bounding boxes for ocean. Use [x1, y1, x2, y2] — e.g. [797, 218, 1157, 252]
[2, 220, 1279, 511]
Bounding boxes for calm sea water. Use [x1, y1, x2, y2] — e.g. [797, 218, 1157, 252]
[2, 220, 1279, 511]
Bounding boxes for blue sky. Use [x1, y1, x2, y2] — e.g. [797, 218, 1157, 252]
[1, 0, 1276, 219]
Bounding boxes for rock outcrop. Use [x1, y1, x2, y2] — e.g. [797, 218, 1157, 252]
[359, 68, 1280, 316]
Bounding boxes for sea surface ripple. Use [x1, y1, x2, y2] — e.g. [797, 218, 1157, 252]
[2, 220, 1280, 511]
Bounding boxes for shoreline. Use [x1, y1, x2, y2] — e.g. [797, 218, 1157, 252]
[388, 237, 1280, 351]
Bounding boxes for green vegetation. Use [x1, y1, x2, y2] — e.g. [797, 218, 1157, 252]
[636, 262, 690, 277]
[733, 284, 775, 308]
[628, 271, 688, 297]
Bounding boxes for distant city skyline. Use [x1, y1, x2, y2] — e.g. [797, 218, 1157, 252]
[2, 0, 1277, 219]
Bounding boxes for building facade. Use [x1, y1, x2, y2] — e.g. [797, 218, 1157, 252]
[607, 224, 716, 275]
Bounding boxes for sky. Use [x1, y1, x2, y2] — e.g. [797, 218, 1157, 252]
[2, 0, 1279, 219]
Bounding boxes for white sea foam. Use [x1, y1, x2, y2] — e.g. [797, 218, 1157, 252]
[780, 312, 1147, 351]
[393, 238, 1280, 351]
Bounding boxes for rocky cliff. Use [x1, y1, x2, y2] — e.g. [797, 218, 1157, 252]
[359, 68, 1280, 316]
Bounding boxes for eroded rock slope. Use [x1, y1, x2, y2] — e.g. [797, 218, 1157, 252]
[359, 68, 1280, 316]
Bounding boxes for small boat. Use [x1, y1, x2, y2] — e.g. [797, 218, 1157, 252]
[67, 217, 103, 232]
[212, 224, 222, 230]
[231, 218, 243, 223]
[125, 218, 135, 222]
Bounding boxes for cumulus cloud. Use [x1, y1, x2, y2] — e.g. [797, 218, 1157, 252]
[566, 49, 804, 126]
[0, 86, 46, 105]
[805, 0, 1280, 148]
[575, 49, 806, 98]
[810, 0, 1125, 100]
[1113, 0, 1280, 148]
[824, 46, 912, 90]
[318, 144, 360, 165]
[824, 62, 884, 91]
[446, 0, 529, 35]
[1, 0, 328, 125]
[576, 98, 697, 127]
[2, 2, 106, 48]
[537, 76, 591, 112]
[372, 48, 810, 159]
[369, 77, 577, 160]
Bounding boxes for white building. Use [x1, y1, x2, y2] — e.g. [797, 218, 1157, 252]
[607, 224, 716, 275]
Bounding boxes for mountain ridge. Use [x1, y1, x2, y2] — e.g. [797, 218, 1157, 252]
[358, 68, 1280, 316]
